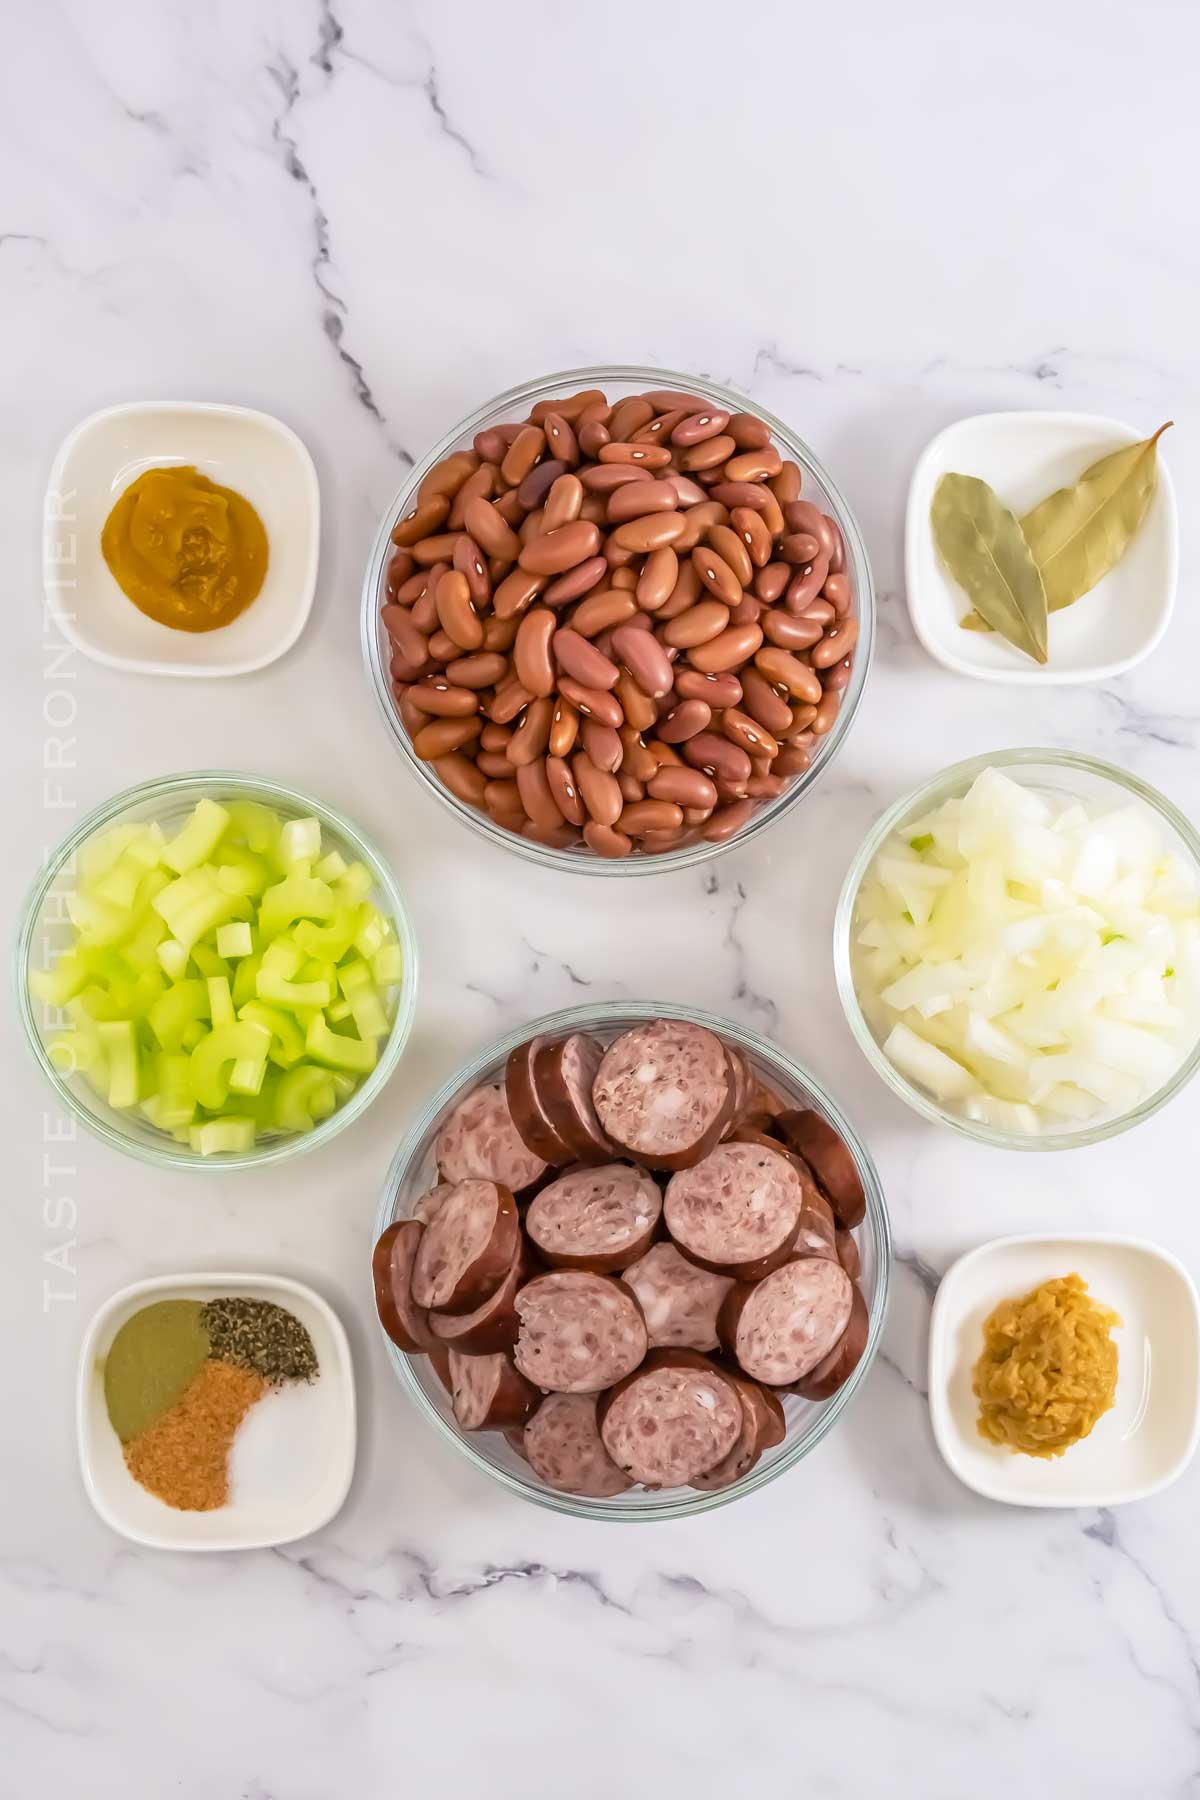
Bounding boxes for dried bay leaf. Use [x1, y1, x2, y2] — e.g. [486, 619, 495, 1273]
[1021, 422, 1172, 613]
[930, 473, 1048, 663]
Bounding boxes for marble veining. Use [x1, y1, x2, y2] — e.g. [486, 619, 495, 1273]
[4, 1, 1200, 1794]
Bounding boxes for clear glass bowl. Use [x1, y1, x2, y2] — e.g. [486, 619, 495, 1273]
[16, 771, 419, 1170]
[374, 1000, 891, 1520]
[361, 364, 874, 876]
[834, 749, 1200, 1150]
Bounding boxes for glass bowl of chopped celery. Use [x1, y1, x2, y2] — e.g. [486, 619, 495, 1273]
[834, 750, 1200, 1149]
[16, 772, 418, 1168]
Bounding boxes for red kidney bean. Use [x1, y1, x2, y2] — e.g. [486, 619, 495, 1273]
[768, 460, 802, 504]
[607, 480, 678, 523]
[572, 752, 623, 826]
[619, 727, 658, 781]
[614, 669, 656, 732]
[435, 570, 484, 652]
[636, 546, 679, 612]
[512, 609, 557, 696]
[608, 397, 655, 440]
[762, 609, 824, 650]
[667, 473, 708, 507]
[611, 512, 686, 554]
[516, 459, 566, 510]
[754, 646, 822, 704]
[583, 820, 632, 858]
[543, 555, 608, 606]
[723, 708, 779, 760]
[580, 719, 622, 772]
[674, 667, 742, 707]
[657, 698, 712, 743]
[617, 770, 644, 804]
[473, 427, 508, 464]
[412, 716, 482, 761]
[480, 722, 512, 752]
[727, 413, 771, 450]
[540, 473, 584, 534]
[548, 696, 579, 758]
[445, 651, 508, 690]
[392, 495, 450, 548]
[492, 567, 545, 620]
[501, 425, 546, 486]
[531, 388, 606, 424]
[726, 447, 782, 483]
[827, 523, 847, 577]
[558, 677, 623, 729]
[553, 628, 620, 691]
[452, 534, 490, 609]
[730, 507, 773, 570]
[579, 462, 654, 492]
[780, 532, 821, 566]
[464, 496, 521, 562]
[663, 600, 730, 650]
[683, 732, 752, 784]
[783, 500, 836, 559]
[707, 524, 754, 589]
[409, 680, 478, 718]
[599, 442, 672, 470]
[540, 412, 579, 468]
[811, 689, 841, 736]
[728, 594, 762, 626]
[811, 618, 859, 669]
[546, 755, 585, 826]
[671, 408, 730, 446]
[433, 751, 488, 807]
[519, 520, 601, 576]
[823, 572, 852, 616]
[578, 419, 611, 458]
[689, 622, 763, 674]
[612, 623, 674, 698]
[678, 434, 736, 474]
[572, 589, 637, 637]
[691, 544, 742, 607]
[738, 669, 794, 735]
[448, 464, 496, 530]
[702, 799, 755, 841]
[477, 750, 514, 779]
[784, 554, 832, 613]
[619, 800, 684, 836]
[507, 696, 554, 766]
[648, 764, 718, 809]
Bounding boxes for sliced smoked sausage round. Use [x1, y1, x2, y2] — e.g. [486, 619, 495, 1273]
[621, 1241, 732, 1351]
[411, 1179, 520, 1315]
[505, 1035, 572, 1165]
[534, 1032, 613, 1163]
[593, 1019, 734, 1170]
[789, 1283, 869, 1401]
[719, 1254, 854, 1386]
[525, 1164, 661, 1272]
[523, 1392, 632, 1497]
[411, 1182, 456, 1225]
[690, 1375, 785, 1492]
[436, 1081, 549, 1193]
[597, 1348, 743, 1488]
[514, 1269, 648, 1393]
[776, 1109, 865, 1228]
[448, 1349, 539, 1430]
[835, 1228, 861, 1282]
[372, 1219, 439, 1353]
[664, 1140, 805, 1279]
[428, 1241, 532, 1354]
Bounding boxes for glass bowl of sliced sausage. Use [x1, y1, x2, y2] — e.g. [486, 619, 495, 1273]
[362, 366, 873, 874]
[371, 1001, 890, 1519]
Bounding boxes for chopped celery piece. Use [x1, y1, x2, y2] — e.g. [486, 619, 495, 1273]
[229, 1055, 268, 1097]
[238, 1000, 305, 1067]
[125, 823, 166, 870]
[148, 980, 210, 1051]
[224, 800, 281, 855]
[29, 952, 90, 1007]
[335, 862, 373, 905]
[349, 984, 389, 1039]
[216, 921, 253, 959]
[155, 1053, 196, 1128]
[180, 1020, 207, 1051]
[48, 1024, 105, 1079]
[153, 867, 218, 931]
[337, 958, 372, 996]
[174, 892, 250, 954]
[372, 942, 403, 985]
[96, 1020, 139, 1108]
[207, 976, 234, 1029]
[315, 849, 347, 882]
[293, 909, 359, 962]
[189, 1117, 256, 1156]
[66, 890, 130, 946]
[231, 951, 263, 1010]
[260, 937, 302, 981]
[305, 1016, 377, 1074]
[354, 908, 387, 959]
[163, 798, 230, 874]
[123, 911, 168, 970]
[274, 1066, 338, 1132]
[80, 823, 142, 883]
[216, 849, 272, 897]
[280, 817, 322, 866]
[326, 996, 352, 1023]
[189, 942, 230, 981]
[189, 1021, 272, 1109]
[258, 869, 337, 939]
[256, 972, 333, 1008]
[93, 856, 143, 910]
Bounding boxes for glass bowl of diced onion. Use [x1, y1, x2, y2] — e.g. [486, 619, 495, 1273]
[834, 749, 1200, 1149]
[16, 772, 418, 1168]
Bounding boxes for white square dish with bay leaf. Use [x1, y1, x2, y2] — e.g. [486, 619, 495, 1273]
[906, 412, 1177, 685]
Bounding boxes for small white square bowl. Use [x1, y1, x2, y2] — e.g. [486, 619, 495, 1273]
[44, 402, 320, 676]
[929, 1233, 1200, 1507]
[78, 1272, 356, 1550]
[906, 411, 1177, 685]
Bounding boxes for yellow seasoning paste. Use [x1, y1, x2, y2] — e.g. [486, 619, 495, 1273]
[973, 1273, 1121, 1459]
[101, 465, 268, 632]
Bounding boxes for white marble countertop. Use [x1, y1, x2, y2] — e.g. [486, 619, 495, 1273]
[4, 3, 1199, 1794]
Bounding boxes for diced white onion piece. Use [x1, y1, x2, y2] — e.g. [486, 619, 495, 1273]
[883, 1024, 978, 1102]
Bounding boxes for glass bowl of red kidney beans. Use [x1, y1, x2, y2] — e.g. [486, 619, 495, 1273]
[362, 367, 874, 873]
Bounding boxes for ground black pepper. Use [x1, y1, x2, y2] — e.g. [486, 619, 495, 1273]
[200, 1298, 318, 1386]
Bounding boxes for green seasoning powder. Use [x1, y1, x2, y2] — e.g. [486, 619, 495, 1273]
[103, 1300, 211, 1443]
[200, 1298, 318, 1386]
